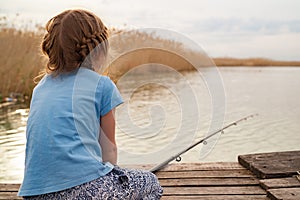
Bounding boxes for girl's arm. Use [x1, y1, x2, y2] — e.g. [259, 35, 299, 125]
[99, 109, 117, 165]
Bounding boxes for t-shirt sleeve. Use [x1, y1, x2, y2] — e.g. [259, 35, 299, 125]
[99, 76, 124, 116]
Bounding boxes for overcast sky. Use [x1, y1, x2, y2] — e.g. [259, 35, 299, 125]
[1, 0, 300, 60]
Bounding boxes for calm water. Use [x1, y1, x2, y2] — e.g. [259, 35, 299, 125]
[1, 67, 300, 183]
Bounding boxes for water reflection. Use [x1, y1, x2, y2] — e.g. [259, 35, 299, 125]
[0, 106, 27, 183]
[1, 67, 300, 183]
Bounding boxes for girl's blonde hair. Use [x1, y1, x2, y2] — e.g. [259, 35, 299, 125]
[41, 9, 109, 76]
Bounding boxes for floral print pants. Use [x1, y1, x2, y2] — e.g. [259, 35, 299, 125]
[24, 166, 163, 200]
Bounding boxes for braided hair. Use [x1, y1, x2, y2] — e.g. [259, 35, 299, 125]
[41, 9, 109, 76]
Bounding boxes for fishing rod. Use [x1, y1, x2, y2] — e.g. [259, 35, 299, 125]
[149, 114, 257, 173]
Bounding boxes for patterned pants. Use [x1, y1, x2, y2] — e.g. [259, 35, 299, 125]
[24, 166, 163, 200]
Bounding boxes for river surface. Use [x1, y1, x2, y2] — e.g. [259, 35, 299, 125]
[1, 66, 300, 183]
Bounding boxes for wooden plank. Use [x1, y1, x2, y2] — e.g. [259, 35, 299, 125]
[122, 162, 244, 172]
[0, 184, 20, 192]
[120, 164, 155, 171]
[158, 162, 245, 171]
[161, 195, 269, 200]
[156, 169, 255, 179]
[267, 188, 300, 200]
[239, 150, 300, 167]
[159, 177, 259, 187]
[238, 151, 300, 179]
[260, 177, 300, 190]
[0, 192, 21, 200]
[163, 186, 266, 195]
[252, 161, 300, 179]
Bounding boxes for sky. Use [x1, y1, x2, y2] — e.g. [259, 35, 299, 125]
[1, 0, 300, 60]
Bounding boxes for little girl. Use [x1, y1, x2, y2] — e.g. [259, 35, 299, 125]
[18, 9, 163, 199]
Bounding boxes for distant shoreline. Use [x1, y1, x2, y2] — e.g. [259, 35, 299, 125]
[212, 57, 300, 66]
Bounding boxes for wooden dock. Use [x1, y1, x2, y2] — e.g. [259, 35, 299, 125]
[238, 150, 300, 200]
[1, 150, 299, 199]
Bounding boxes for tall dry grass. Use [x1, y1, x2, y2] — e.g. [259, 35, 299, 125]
[103, 29, 213, 81]
[0, 28, 45, 100]
[0, 27, 212, 100]
[1, 25, 299, 102]
[214, 57, 300, 66]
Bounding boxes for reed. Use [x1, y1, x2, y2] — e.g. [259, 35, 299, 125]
[104, 29, 213, 81]
[0, 26, 299, 102]
[0, 27, 210, 100]
[0, 27, 45, 101]
[214, 57, 300, 67]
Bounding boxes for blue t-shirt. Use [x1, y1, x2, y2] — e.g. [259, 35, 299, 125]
[18, 68, 123, 196]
